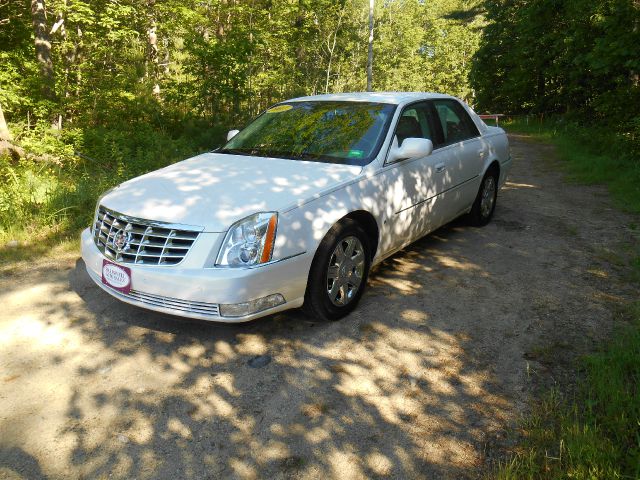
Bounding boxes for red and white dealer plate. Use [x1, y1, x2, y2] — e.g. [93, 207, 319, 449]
[101, 259, 132, 294]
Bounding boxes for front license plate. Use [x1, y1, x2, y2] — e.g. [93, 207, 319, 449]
[102, 259, 132, 294]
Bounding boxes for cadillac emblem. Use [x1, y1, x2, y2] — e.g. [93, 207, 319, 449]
[113, 228, 131, 252]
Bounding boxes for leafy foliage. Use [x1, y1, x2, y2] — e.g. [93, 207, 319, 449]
[471, 0, 640, 125]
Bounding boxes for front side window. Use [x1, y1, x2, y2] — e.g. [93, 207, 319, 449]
[221, 101, 397, 166]
[433, 99, 478, 145]
[394, 102, 434, 147]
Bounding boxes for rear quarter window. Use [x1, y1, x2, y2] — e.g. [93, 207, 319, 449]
[432, 99, 480, 145]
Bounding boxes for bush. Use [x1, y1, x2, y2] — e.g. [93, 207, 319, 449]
[0, 117, 225, 248]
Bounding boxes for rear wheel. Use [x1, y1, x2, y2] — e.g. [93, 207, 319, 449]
[303, 219, 371, 321]
[469, 168, 499, 226]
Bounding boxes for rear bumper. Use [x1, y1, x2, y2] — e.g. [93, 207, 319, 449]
[81, 228, 310, 322]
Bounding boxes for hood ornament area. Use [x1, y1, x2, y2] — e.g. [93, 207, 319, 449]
[112, 225, 133, 252]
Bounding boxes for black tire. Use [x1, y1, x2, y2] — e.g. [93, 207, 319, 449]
[303, 218, 371, 321]
[469, 167, 499, 226]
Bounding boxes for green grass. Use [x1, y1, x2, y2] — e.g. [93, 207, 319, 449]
[630, 256, 640, 284]
[492, 121, 640, 478]
[504, 119, 640, 214]
[493, 303, 640, 479]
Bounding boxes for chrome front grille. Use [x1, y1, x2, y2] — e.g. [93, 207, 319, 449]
[93, 206, 202, 266]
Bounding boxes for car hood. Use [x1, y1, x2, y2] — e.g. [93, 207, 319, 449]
[100, 152, 362, 232]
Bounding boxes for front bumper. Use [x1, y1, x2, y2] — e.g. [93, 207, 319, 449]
[80, 228, 309, 322]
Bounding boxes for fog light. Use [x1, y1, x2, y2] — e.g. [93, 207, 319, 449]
[219, 294, 285, 318]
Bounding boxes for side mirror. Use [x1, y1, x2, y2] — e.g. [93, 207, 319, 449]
[227, 129, 240, 141]
[387, 137, 433, 164]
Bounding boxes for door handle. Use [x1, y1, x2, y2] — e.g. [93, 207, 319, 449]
[435, 163, 446, 173]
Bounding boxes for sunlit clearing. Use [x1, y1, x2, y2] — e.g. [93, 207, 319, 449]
[586, 268, 608, 278]
[367, 451, 393, 475]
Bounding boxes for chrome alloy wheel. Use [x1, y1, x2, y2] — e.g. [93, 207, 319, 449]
[480, 176, 496, 218]
[326, 236, 366, 306]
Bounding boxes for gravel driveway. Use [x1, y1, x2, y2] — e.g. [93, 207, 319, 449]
[1, 134, 637, 479]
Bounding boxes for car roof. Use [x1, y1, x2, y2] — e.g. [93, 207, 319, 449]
[286, 91, 454, 105]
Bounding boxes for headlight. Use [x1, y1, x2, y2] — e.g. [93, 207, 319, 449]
[216, 212, 278, 267]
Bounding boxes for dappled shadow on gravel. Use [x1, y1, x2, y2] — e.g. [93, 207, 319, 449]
[1, 135, 638, 479]
[59, 234, 509, 479]
[2, 221, 516, 479]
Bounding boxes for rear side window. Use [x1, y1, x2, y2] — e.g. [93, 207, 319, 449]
[432, 99, 479, 145]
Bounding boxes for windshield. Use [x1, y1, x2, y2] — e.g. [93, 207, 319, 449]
[220, 101, 397, 166]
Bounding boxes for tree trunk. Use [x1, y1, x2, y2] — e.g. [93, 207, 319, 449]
[52, 5, 71, 124]
[145, 0, 160, 96]
[325, 8, 345, 94]
[247, 0, 254, 115]
[75, 25, 83, 99]
[0, 102, 11, 141]
[295, 0, 305, 82]
[367, 0, 374, 91]
[148, 23, 160, 95]
[31, 0, 55, 99]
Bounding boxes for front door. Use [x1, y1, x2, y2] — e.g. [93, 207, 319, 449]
[377, 102, 455, 253]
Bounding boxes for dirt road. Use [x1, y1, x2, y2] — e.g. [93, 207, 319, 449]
[1, 135, 638, 479]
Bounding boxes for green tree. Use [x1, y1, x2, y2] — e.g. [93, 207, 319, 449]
[471, 0, 640, 121]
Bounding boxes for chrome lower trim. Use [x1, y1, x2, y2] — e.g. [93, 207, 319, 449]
[127, 290, 220, 317]
[88, 269, 220, 317]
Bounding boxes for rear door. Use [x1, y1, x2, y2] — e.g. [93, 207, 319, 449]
[429, 99, 486, 221]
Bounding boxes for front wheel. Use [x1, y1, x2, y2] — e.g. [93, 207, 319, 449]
[303, 219, 371, 321]
[469, 169, 499, 226]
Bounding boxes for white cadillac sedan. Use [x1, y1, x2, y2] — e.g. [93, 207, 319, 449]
[81, 92, 511, 322]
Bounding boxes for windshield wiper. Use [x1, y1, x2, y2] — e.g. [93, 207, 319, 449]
[287, 151, 339, 162]
[219, 147, 280, 158]
[218, 148, 253, 156]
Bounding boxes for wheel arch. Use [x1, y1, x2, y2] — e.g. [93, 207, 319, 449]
[485, 159, 501, 178]
[343, 210, 380, 261]
[303, 209, 380, 270]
